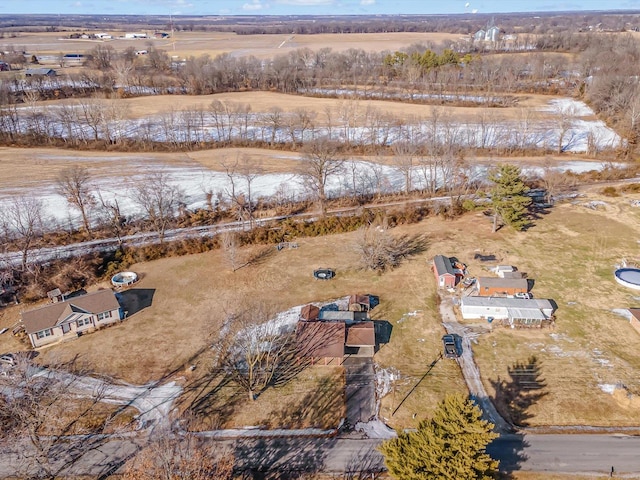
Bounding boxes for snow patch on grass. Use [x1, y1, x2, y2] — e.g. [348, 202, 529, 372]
[612, 309, 632, 320]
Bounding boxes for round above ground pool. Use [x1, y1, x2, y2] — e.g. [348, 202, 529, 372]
[111, 271, 138, 288]
[614, 268, 640, 290]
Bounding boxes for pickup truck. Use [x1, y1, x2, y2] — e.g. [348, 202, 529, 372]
[442, 334, 461, 359]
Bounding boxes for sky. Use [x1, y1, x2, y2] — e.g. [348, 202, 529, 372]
[1, 0, 638, 16]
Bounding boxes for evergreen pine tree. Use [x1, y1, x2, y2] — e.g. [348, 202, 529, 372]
[379, 394, 499, 480]
[488, 164, 531, 232]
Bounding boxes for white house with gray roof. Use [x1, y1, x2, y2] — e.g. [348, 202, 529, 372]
[460, 296, 554, 326]
[21, 289, 123, 348]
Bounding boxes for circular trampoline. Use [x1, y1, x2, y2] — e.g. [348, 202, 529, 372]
[614, 268, 640, 290]
[111, 271, 138, 288]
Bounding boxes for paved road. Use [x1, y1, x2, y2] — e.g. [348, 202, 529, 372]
[489, 433, 640, 476]
[7, 433, 640, 478]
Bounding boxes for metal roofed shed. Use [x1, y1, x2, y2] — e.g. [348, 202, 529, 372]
[24, 68, 56, 76]
[495, 265, 516, 278]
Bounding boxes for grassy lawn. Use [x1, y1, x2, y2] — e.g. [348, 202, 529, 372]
[179, 366, 345, 430]
[5, 185, 640, 429]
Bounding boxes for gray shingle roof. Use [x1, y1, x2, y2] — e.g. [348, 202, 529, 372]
[22, 289, 120, 334]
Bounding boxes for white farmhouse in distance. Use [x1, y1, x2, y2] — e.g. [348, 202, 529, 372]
[125, 33, 148, 39]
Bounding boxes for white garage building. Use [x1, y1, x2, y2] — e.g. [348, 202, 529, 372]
[460, 297, 554, 326]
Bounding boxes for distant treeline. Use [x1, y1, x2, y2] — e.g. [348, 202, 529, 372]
[0, 11, 639, 36]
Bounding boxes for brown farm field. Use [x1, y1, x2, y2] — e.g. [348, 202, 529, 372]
[4, 185, 640, 428]
[0, 30, 466, 60]
[40, 90, 562, 123]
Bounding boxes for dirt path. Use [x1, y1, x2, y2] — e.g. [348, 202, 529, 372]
[438, 293, 512, 433]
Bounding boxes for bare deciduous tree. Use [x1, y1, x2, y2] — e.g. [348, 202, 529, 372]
[56, 165, 95, 235]
[392, 140, 417, 194]
[131, 172, 185, 244]
[222, 155, 261, 228]
[0, 356, 123, 479]
[96, 189, 126, 248]
[555, 104, 576, 154]
[299, 137, 344, 216]
[122, 432, 233, 480]
[355, 223, 426, 272]
[3, 196, 44, 272]
[220, 230, 241, 272]
[216, 300, 296, 402]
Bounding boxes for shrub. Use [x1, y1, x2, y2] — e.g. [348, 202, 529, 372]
[601, 186, 619, 197]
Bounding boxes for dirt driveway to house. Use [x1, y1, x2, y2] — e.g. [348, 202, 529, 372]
[439, 293, 512, 433]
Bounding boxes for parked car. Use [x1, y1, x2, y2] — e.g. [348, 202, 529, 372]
[0, 353, 16, 366]
[514, 292, 533, 299]
[313, 268, 335, 280]
[442, 334, 461, 359]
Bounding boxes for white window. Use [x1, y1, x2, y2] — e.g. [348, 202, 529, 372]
[97, 311, 113, 321]
[76, 318, 92, 328]
[36, 329, 53, 339]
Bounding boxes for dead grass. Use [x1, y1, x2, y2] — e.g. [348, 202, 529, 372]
[0, 31, 465, 60]
[40, 90, 561, 123]
[181, 366, 344, 430]
[0, 147, 204, 190]
[8, 188, 640, 429]
[40, 399, 137, 435]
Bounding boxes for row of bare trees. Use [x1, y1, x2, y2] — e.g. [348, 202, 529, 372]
[1, 41, 582, 102]
[0, 168, 184, 275]
[0, 94, 611, 156]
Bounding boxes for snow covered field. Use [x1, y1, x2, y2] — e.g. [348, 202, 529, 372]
[7, 97, 622, 154]
[0, 156, 616, 228]
[0, 95, 626, 228]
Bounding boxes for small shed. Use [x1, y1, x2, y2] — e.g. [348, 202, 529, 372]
[433, 255, 457, 289]
[476, 277, 528, 297]
[349, 294, 370, 312]
[47, 288, 64, 303]
[495, 265, 516, 278]
[500, 271, 524, 279]
[300, 304, 320, 321]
